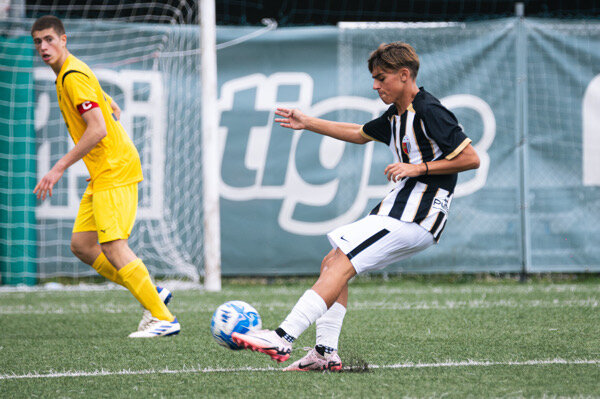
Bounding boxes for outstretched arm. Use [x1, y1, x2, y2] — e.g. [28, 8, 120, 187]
[384, 144, 480, 182]
[33, 107, 107, 200]
[275, 107, 369, 144]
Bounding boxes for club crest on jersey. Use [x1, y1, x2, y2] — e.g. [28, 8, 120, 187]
[401, 135, 411, 155]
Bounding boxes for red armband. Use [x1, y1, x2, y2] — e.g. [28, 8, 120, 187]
[77, 101, 99, 115]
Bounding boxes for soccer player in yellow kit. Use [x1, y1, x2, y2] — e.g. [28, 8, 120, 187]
[31, 15, 180, 337]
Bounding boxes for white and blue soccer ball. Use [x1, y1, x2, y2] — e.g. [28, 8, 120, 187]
[210, 300, 262, 350]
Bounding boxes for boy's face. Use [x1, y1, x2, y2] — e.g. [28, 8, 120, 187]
[371, 66, 411, 105]
[32, 28, 67, 68]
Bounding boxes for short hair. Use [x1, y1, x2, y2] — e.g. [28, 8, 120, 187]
[368, 42, 420, 79]
[31, 15, 65, 36]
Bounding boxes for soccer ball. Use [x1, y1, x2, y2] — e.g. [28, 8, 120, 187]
[210, 300, 262, 350]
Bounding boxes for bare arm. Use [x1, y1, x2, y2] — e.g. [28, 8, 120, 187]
[34, 107, 107, 199]
[384, 144, 480, 182]
[275, 107, 369, 144]
[103, 91, 121, 121]
[109, 99, 121, 121]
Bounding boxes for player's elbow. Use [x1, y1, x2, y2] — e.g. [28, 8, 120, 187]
[468, 152, 480, 170]
[93, 128, 107, 143]
[459, 144, 480, 170]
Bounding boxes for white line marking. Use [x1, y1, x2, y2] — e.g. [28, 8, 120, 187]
[1, 298, 598, 315]
[2, 283, 600, 295]
[1, 359, 599, 380]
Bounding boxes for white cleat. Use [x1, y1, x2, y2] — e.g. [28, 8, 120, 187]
[283, 347, 342, 371]
[231, 329, 292, 363]
[129, 317, 180, 338]
[137, 286, 172, 331]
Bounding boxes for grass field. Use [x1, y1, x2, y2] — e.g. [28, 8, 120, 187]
[1, 277, 599, 398]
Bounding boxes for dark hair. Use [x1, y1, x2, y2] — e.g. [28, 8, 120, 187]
[368, 42, 419, 79]
[31, 15, 65, 36]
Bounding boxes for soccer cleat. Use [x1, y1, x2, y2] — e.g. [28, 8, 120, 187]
[283, 347, 342, 372]
[137, 286, 172, 331]
[128, 317, 180, 338]
[231, 329, 292, 363]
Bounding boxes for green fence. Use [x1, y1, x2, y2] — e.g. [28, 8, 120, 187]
[1, 18, 599, 283]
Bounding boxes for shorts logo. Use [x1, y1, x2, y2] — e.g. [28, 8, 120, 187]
[401, 135, 411, 155]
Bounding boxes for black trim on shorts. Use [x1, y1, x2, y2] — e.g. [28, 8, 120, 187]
[346, 229, 390, 260]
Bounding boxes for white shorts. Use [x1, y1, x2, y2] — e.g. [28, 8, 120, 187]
[327, 215, 435, 274]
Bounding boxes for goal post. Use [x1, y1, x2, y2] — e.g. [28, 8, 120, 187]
[200, 0, 221, 291]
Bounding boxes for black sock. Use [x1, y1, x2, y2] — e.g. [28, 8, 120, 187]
[275, 327, 296, 343]
[315, 344, 335, 356]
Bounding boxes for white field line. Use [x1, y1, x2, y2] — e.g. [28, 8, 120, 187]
[2, 283, 600, 296]
[1, 358, 599, 380]
[1, 298, 598, 314]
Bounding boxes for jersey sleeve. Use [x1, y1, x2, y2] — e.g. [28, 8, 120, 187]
[62, 71, 100, 112]
[360, 105, 396, 145]
[422, 103, 471, 160]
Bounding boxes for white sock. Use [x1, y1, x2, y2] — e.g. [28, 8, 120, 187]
[316, 302, 346, 350]
[279, 289, 328, 339]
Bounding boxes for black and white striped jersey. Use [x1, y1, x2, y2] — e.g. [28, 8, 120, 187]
[360, 87, 472, 241]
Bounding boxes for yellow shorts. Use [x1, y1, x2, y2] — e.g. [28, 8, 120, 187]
[73, 183, 138, 243]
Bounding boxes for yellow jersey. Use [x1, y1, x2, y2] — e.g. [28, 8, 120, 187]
[55, 54, 143, 193]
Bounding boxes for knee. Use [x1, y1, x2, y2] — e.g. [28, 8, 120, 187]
[320, 249, 338, 273]
[100, 240, 129, 261]
[100, 241, 116, 258]
[70, 238, 91, 260]
[320, 250, 355, 280]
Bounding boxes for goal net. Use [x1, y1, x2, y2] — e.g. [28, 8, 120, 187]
[0, 1, 210, 285]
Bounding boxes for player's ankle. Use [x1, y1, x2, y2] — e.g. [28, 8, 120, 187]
[315, 344, 335, 356]
[275, 327, 296, 343]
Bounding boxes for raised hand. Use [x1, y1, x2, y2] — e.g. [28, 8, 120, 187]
[274, 107, 307, 130]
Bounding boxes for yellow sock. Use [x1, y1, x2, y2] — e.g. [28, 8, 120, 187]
[117, 259, 174, 322]
[92, 253, 124, 286]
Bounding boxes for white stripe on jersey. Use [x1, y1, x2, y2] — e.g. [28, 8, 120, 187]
[377, 186, 398, 216]
[399, 181, 427, 221]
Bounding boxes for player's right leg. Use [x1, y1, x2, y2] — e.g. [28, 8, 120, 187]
[72, 192, 124, 285]
[232, 249, 355, 362]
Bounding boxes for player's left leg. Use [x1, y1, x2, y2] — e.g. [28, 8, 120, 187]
[252, 215, 434, 366]
[93, 183, 179, 338]
[71, 187, 172, 333]
[284, 255, 347, 371]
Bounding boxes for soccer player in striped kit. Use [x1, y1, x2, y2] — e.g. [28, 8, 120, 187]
[232, 42, 480, 370]
[31, 15, 179, 337]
